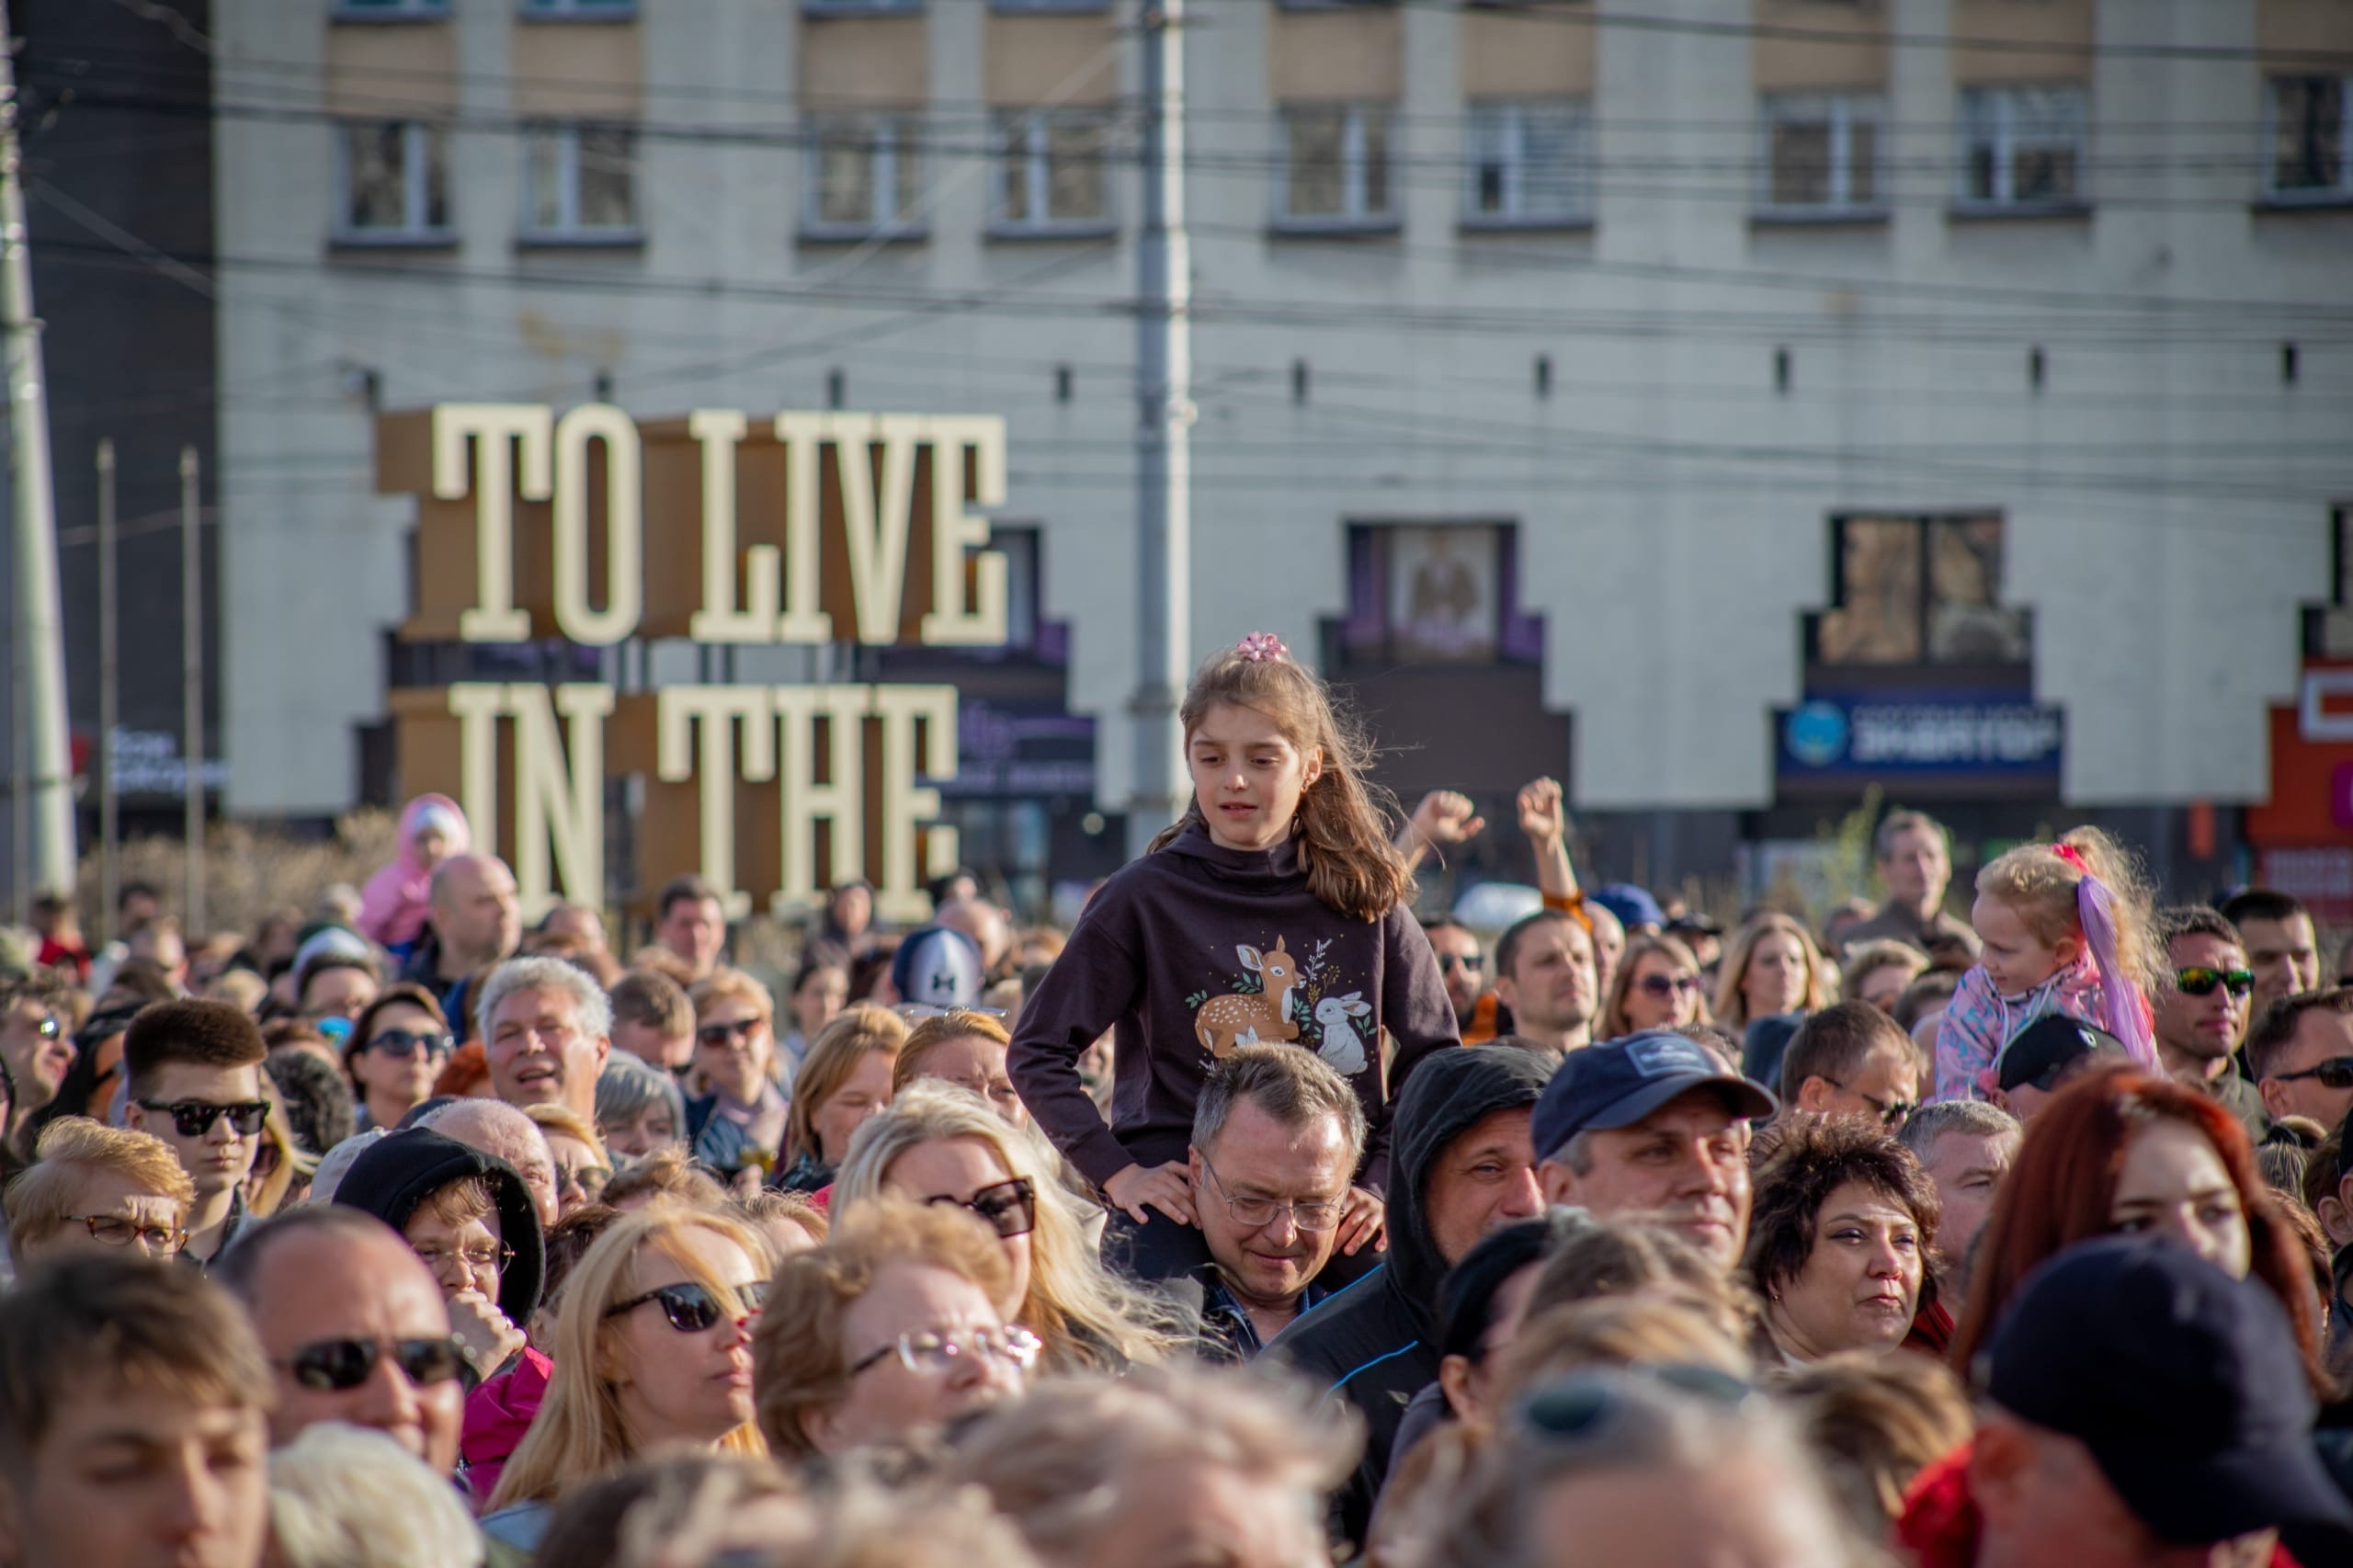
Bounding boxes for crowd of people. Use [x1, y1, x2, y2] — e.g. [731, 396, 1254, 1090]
[2, 630, 2351, 1567]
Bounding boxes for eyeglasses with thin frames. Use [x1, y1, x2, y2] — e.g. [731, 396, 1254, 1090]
[66, 1214, 188, 1254]
[412, 1241, 516, 1278]
[1197, 1155, 1346, 1233]
[847, 1324, 1041, 1379]
[1824, 1079, 1914, 1130]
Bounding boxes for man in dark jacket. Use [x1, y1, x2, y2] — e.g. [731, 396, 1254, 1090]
[332, 1127, 545, 1381]
[1267, 1044, 1552, 1551]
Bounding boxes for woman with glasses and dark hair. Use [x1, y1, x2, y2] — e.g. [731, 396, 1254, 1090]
[1743, 1116, 1939, 1368]
[346, 983, 454, 1135]
[685, 969, 789, 1180]
[1949, 1062, 2328, 1392]
[1597, 934, 1710, 1040]
[754, 1198, 1032, 1460]
[831, 1080, 1177, 1373]
[482, 1206, 769, 1555]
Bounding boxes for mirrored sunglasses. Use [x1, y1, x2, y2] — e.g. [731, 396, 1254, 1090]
[2173, 967, 2255, 998]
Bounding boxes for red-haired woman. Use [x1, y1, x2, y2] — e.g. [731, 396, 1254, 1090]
[1949, 1063, 2328, 1394]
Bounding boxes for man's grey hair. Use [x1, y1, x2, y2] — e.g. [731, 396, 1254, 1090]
[1190, 1045, 1369, 1165]
[269, 1422, 485, 1568]
[595, 1051, 688, 1141]
[1427, 1369, 1866, 1568]
[1896, 1098, 2021, 1161]
[475, 955, 613, 1045]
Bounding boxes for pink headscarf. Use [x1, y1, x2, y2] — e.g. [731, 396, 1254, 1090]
[357, 794, 471, 949]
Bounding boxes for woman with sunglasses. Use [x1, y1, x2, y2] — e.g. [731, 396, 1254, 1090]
[894, 1010, 1027, 1129]
[346, 984, 454, 1135]
[1743, 1117, 1938, 1368]
[483, 1207, 768, 1553]
[773, 1006, 906, 1194]
[684, 970, 790, 1181]
[756, 1198, 1032, 1460]
[1949, 1063, 2329, 1393]
[1712, 913, 1835, 1036]
[832, 1081, 1177, 1373]
[1598, 934, 1710, 1040]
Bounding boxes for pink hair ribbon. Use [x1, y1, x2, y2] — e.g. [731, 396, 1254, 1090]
[2057, 846, 2157, 1069]
[1236, 632, 1290, 664]
[2052, 843, 2087, 873]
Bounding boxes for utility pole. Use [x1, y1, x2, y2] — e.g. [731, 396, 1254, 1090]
[1128, 0, 1191, 858]
[181, 445, 203, 932]
[97, 437, 116, 937]
[0, 5, 77, 898]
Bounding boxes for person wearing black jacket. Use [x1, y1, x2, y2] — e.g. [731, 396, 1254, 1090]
[333, 1127, 545, 1381]
[1267, 1044, 1554, 1551]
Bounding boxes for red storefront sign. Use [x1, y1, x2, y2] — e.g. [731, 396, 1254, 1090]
[2249, 664, 2353, 924]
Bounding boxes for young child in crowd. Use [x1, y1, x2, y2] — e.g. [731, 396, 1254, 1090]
[357, 794, 470, 956]
[1008, 631, 1460, 1281]
[1934, 827, 2158, 1103]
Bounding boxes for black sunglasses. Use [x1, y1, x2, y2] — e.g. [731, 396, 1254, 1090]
[695, 1017, 761, 1049]
[369, 1028, 453, 1059]
[604, 1279, 767, 1334]
[1436, 952, 1484, 975]
[926, 1176, 1037, 1240]
[2273, 1056, 2353, 1091]
[2173, 967, 2255, 998]
[137, 1099, 271, 1138]
[278, 1336, 472, 1392]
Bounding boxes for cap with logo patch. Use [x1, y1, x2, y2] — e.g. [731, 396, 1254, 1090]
[1530, 1029, 1777, 1163]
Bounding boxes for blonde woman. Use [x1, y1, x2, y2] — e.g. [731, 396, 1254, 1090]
[1597, 934, 1711, 1040]
[831, 1081, 1177, 1373]
[775, 1006, 905, 1193]
[894, 1010, 1027, 1128]
[686, 969, 789, 1179]
[481, 1207, 768, 1556]
[1714, 913, 1837, 1035]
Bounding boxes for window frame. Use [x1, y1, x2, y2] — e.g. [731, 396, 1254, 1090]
[1273, 102, 1400, 235]
[515, 0, 637, 17]
[988, 108, 1118, 240]
[332, 119, 454, 248]
[1812, 513, 2031, 670]
[1951, 83, 2091, 217]
[2262, 74, 2353, 205]
[329, 0, 449, 20]
[1460, 97, 1594, 232]
[518, 122, 643, 247]
[1755, 90, 1888, 223]
[800, 113, 930, 243]
[801, 0, 923, 16]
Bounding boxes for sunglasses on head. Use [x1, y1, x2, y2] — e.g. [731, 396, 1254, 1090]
[369, 1027, 453, 1059]
[2273, 1056, 2353, 1091]
[1637, 973, 1701, 998]
[278, 1335, 472, 1392]
[695, 1017, 761, 1049]
[2173, 967, 2255, 998]
[927, 1176, 1038, 1239]
[137, 1099, 270, 1138]
[604, 1278, 767, 1334]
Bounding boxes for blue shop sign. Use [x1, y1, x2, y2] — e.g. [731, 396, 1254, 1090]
[1779, 691, 2063, 778]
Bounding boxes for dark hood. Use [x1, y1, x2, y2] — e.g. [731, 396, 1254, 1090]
[333, 1128, 545, 1325]
[1157, 822, 1303, 887]
[1384, 1045, 1556, 1319]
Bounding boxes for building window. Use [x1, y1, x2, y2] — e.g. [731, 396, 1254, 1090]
[522, 124, 639, 242]
[1337, 523, 1543, 666]
[517, 0, 636, 15]
[2268, 76, 2351, 200]
[1462, 98, 1591, 228]
[1276, 104, 1395, 231]
[336, 120, 450, 242]
[1956, 84, 2087, 210]
[992, 110, 1113, 235]
[1814, 515, 2029, 666]
[1758, 92, 1883, 216]
[804, 115, 925, 238]
[331, 0, 449, 17]
[802, 0, 920, 15]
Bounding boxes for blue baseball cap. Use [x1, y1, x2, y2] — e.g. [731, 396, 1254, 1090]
[1590, 882, 1668, 931]
[1530, 1030, 1777, 1163]
[1988, 1235, 2353, 1549]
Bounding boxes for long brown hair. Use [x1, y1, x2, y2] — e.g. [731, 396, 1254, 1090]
[1949, 1064, 2328, 1394]
[1146, 640, 1413, 923]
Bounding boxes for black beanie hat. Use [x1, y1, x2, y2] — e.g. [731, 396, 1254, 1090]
[332, 1127, 545, 1325]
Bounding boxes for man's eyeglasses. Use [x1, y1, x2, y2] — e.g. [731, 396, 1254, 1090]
[926, 1176, 1037, 1240]
[847, 1324, 1041, 1379]
[136, 1099, 270, 1138]
[2174, 967, 2255, 999]
[277, 1335, 473, 1393]
[1436, 953, 1484, 976]
[2272, 1056, 2353, 1091]
[605, 1279, 767, 1334]
[368, 1028, 452, 1060]
[695, 1017, 763, 1050]
[1636, 973, 1702, 999]
[412, 1241, 516, 1278]
[1198, 1155, 1345, 1233]
[67, 1214, 188, 1255]
[1824, 1080, 1913, 1131]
